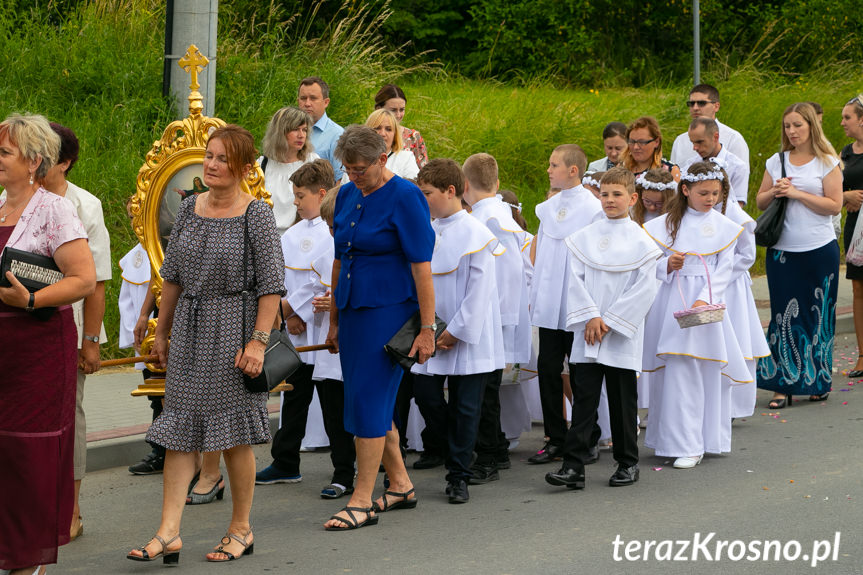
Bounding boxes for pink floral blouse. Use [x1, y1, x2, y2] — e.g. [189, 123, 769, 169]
[3, 187, 87, 257]
[402, 126, 429, 169]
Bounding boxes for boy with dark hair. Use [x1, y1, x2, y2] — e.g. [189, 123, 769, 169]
[413, 159, 504, 503]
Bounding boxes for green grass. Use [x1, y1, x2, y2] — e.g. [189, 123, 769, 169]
[1, 1, 860, 357]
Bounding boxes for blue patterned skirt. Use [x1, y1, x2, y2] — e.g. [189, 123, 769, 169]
[757, 241, 838, 396]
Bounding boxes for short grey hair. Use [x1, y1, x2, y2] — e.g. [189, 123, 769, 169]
[0, 113, 60, 179]
[334, 125, 387, 165]
[261, 106, 314, 162]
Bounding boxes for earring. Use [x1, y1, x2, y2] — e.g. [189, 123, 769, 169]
[29, 174, 34, 185]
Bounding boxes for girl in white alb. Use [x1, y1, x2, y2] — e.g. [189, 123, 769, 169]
[641, 162, 749, 469]
[118, 243, 152, 369]
[708, 166, 770, 418]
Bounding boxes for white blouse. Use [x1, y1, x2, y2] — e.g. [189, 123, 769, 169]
[386, 150, 420, 180]
[259, 152, 320, 235]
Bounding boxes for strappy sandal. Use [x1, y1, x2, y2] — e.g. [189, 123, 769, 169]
[372, 487, 418, 513]
[325, 506, 379, 531]
[186, 474, 225, 505]
[126, 534, 181, 564]
[206, 530, 254, 562]
[767, 395, 787, 409]
[809, 392, 830, 402]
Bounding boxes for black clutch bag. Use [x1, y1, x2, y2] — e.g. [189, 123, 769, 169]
[0, 247, 64, 290]
[384, 311, 447, 370]
[0, 247, 62, 320]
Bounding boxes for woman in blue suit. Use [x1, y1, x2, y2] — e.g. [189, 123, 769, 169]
[323, 125, 435, 530]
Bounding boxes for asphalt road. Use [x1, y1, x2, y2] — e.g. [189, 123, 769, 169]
[55, 334, 863, 575]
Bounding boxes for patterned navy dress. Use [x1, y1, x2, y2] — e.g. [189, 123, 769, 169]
[147, 196, 285, 452]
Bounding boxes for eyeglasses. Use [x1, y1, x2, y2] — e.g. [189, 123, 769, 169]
[642, 197, 664, 208]
[686, 100, 716, 108]
[627, 137, 658, 147]
[344, 165, 372, 177]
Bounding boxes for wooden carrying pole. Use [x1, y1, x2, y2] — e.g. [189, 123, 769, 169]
[99, 343, 333, 368]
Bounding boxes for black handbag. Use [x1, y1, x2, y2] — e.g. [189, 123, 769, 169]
[754, 151, 788, 248]
[0, 246, 61, 320]
[384, 311, 447, 370]
[240, 204, 302, 393]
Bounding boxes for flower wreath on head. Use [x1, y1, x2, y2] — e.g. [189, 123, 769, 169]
[496, 193, 522, 213]
[635, 174, 678, 192]
[581, 173, 601, 188]
[679, 170, 725, 183]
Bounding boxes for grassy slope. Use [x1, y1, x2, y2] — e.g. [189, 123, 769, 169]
[0, 4, 859, 357]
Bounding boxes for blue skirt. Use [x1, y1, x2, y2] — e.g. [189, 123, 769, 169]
[757, 241, 838, 396]
[339, 301, 417, 437]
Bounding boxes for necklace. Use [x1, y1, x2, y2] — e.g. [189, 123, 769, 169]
[0, 199, 26, 223]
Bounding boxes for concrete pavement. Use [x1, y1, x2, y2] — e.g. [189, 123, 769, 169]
[62, 333, 862, 574]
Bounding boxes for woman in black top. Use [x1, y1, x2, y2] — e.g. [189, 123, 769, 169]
[840, 95, 863, 376]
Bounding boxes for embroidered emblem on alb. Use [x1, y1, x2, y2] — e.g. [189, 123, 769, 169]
[134, 251, 144, 268]
[556, 208, 567, 222]
[598, 236, 610, 251]
[300, 238, 313, 252]
[701, 223, 715, 237]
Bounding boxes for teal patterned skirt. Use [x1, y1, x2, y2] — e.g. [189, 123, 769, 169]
[757, 241, 838, 396]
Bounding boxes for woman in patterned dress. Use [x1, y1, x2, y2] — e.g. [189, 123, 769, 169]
[127, 125, 285, 564]
[374, 84, 429, 169]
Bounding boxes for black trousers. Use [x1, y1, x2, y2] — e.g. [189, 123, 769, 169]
[474, 369, 509, 466]
[270, 365, 357, 487]
[563, 363, 638, 469]
[413, 373, 487, 482]
[537, 328, 574, 445]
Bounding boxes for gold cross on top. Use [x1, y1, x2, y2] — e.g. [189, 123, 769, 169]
[178, 45, 209, 91]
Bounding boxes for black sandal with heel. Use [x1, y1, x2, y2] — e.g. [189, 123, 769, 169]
[206, 530, 254, 562]
[127, 534, 181, 564]
[768, 394, 792, 409]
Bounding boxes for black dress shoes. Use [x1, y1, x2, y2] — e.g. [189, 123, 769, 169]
[468, 464, 499, 485]
[584, 445, 600, 465]
[609, 464, 639, 487]
[446, 479, 469, 503]
[545, 465, 585, 489]
[528, 442, 563, 464]
[413, 453, 445, 470]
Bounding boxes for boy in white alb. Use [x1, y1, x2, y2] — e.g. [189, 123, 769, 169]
[545, 167, 661, 490]
[256, 159, 347, 488]
[413, 159, 505, 504]
[529, 144, 603, 464]
[306, 186, 357, 498]
[462, 153, 532, 483]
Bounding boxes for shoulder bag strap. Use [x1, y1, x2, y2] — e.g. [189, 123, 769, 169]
[241, 201, 254, 355]
[779, 150, 786, 179]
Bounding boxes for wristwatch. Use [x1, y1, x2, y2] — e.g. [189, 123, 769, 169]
[420, 323, 437, 331]
[25, 293, 35, 312]
[83, 334, 100, 343]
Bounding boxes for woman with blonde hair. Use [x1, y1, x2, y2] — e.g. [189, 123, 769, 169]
[620, 116, 680, 180]
[364, 109, 419, 180]
[756, 102, 842, 409]
[0, 113, 96, 575]
[259, 106, 320, 234]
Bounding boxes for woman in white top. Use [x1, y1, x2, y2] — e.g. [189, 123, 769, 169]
[364, 109, 420, 180]
[586, 121, 628, 173]
[259, 107, 320, 235]
[755, 102, 842, 409]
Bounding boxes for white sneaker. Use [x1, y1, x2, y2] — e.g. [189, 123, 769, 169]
[673, 454, 704, 469]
